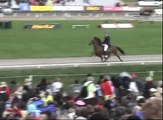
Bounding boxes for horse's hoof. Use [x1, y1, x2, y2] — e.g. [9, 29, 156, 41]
[103, 59, 107, 62]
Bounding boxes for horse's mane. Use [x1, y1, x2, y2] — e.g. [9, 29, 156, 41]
[93, 37, 102, 45]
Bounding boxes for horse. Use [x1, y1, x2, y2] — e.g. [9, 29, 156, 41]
[89, 37, 125, 62]
[139, 8, 154, 17]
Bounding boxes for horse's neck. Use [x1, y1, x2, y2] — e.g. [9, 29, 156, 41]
[94, 43, 101, 47]
[93, 44, 103, 51]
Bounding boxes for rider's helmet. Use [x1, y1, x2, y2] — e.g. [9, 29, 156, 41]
[105, 32, 109, 36]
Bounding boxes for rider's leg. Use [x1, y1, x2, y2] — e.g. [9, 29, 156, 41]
[103, 44, 108, 58]
[104, 45, 108, 52]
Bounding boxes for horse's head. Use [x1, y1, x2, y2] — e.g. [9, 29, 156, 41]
[89, 37, 102, 46]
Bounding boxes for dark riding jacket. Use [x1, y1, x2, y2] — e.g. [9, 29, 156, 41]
[102, 36, 111, 46]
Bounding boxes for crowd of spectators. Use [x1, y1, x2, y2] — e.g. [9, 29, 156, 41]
[0, 0, 123, 7]
[0, 71, 162, 120]
[0, 0, 89, 6]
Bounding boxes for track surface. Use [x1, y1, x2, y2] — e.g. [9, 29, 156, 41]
[0, 54, 162, 69]
[0, 12, 162, 21]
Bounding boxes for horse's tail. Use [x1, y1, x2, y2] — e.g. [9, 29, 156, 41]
[116, 46, 125, 55]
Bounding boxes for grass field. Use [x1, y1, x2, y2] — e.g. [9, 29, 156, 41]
[0, 20, 162, 59]
[122, 0, 137, 5]
[0, 64, 162, 87]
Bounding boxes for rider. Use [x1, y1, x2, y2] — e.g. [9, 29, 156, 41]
[102, 32, 111, 58]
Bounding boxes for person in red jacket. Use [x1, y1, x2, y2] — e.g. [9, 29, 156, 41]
[0, 82, 11, 96]
[3, 104, 22, 119]
[100, 75, 112, 101]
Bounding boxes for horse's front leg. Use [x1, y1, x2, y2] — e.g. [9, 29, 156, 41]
[100, 56, 104, 62]
[103, 54, 111, 62]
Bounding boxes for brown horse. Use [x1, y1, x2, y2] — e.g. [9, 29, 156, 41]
[89, 37, 125, 62]
[139, 8, 154, 16]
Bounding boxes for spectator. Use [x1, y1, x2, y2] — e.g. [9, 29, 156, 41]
[143, 76, 156, 99]
[131, 73, 145, 95]
[42, 91, 53, 106]
[112, 99, 128, 120]
[36, 78, 48, 92]
[24, 75, 33, 89]
[132, 96, 145, 119]
[21, 85, 34, 103]
[51, 77, 63, 94]
[100, 75, 112, 101]
[0, 83, 10, 119]
[128, 78, 139, 102]
[111, 75, 121, 98]
[141, 97, 162, 120]
[0, 82, 11, 97]
[9, 80, 18, 94]
[75, 107, 87, 120]
[67, 108, 75, 119]
[95, 76, 104, 104]
[27, 98, 41, 120]
[2, 104, 22, 119]
[83, 76, 97, 106]
[67, 79, 82, 98]
[51, 77, 63, 106]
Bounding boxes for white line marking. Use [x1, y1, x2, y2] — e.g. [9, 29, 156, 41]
[0, 60, 161, 69]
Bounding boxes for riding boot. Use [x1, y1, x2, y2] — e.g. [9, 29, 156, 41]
[104, 51, 108, 58]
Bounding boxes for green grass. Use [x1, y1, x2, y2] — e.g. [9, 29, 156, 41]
[122, 0, 138, 6]
[0, 20, 162, 59]
[0, 64, 162, 87]
[122, 0, 137, 3]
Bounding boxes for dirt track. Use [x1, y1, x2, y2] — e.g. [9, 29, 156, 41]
[0, 54, 162, 69]
[0, 12, 162, 21]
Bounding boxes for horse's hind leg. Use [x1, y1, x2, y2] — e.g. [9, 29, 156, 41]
[114, 53, 123, 62]
[117, 55, 123, 62]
